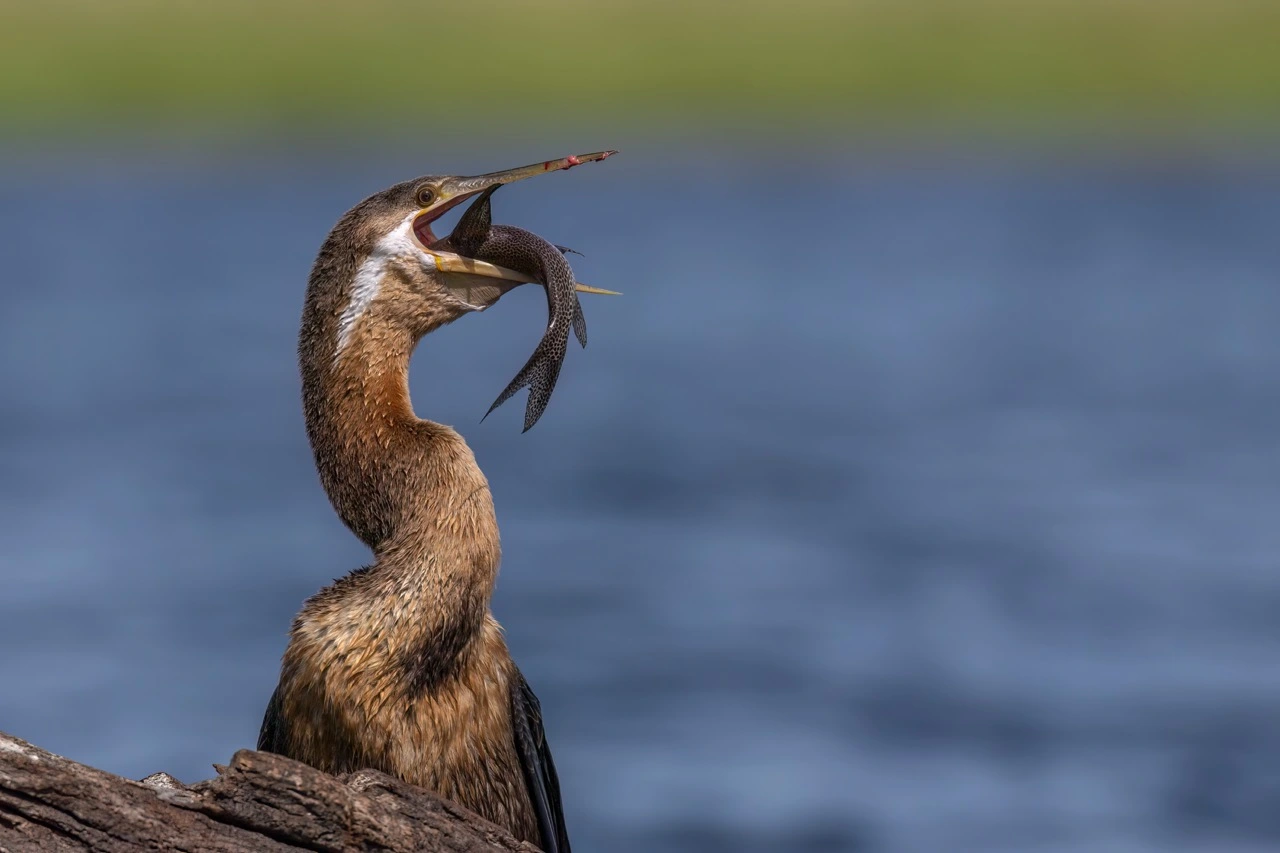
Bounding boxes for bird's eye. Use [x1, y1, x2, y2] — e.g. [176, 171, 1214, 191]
[416, 186, 437, 206]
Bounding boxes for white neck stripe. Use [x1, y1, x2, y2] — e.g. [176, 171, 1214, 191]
[334, 214, 425, 359]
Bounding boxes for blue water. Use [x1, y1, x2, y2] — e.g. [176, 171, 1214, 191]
[2, 145, 1279, 852]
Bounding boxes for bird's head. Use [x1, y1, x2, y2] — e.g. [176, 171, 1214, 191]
[314, 152, 617, 360]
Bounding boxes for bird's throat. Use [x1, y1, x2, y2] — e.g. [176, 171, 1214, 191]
[303, 325, 416, 547]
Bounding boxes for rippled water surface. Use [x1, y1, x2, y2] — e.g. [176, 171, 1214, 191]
[2, 146, 1278, 852]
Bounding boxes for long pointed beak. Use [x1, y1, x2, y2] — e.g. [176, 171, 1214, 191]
[414, 150, 617, 233]
[442, 150, 617, 197]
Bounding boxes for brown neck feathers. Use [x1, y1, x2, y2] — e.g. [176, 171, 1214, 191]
[295, 261, 503, 678]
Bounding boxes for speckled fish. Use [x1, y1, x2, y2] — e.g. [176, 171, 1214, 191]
[442, 184, 587, 432]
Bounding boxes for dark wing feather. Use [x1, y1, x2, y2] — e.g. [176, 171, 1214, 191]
[510, 669, 571, 853]
[257, 683, 289, 753]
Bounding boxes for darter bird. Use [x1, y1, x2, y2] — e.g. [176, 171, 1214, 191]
[257, 151, 617, 852]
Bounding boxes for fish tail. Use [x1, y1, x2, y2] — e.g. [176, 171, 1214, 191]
[482, 359, 534, 422]
[483, 331, 569, 432]
[521, 346, 565, 433]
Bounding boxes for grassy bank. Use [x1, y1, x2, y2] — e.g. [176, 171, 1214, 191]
[1, 0, 1277, 137]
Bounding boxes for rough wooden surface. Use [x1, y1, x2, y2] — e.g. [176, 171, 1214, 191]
[0, 730, 537, 852]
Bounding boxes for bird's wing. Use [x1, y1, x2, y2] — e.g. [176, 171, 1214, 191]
[257, 683, 289, 753]
[510, 669, 571, 853]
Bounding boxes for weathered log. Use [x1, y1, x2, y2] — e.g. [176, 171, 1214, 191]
[0, 730, 537, 852]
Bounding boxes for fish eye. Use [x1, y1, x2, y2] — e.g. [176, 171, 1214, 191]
[416, 186, 437, 206]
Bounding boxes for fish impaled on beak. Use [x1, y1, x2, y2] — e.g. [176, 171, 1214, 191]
[442, 185, 593, 432]
[414, 150, 621, 308]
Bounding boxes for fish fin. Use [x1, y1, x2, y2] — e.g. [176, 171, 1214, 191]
[450, 185, 499, 250]
[483, 333, 556, 426]
[572, 300, 587, 348]
[554, 244, 584, 257]
[522, 350, 565, 433]
[482, 345, 566, 432]
[482, 362, 533, 423]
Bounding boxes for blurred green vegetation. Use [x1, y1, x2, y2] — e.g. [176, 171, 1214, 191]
[1, 0, 1277, 137]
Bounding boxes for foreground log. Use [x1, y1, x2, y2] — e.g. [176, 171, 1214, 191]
[0, 730, 536, 852]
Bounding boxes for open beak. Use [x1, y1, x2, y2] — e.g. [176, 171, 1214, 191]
[409, 151, 621, 308]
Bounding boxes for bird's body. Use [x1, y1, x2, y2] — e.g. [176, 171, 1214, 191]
[258, 152, 614, 851]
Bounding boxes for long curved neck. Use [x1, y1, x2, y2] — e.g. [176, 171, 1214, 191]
[302, 319, 422, 548]
[296, 268, 502, 666]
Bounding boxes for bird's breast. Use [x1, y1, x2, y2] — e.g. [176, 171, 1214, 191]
[277, 614, 535, 839]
